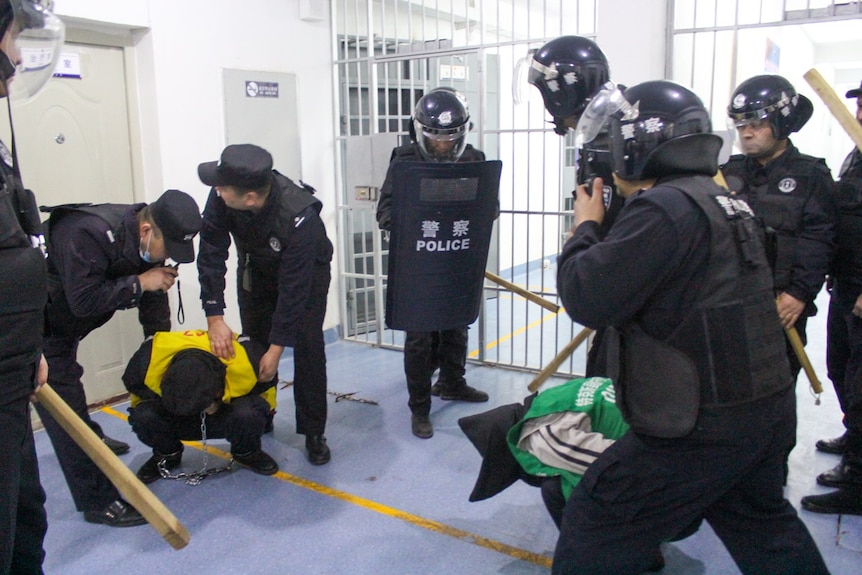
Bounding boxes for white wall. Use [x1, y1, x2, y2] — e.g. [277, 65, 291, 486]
[54, 0, 340, 335]
[597, 0, 668, 88]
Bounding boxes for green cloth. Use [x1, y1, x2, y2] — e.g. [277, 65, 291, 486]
[507, 377, 629, 499]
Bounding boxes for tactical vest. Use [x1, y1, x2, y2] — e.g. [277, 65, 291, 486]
[42, 203, 143, 337]
[832, 150, 862, 285]
[609, 177, 790, 438]
[721, 152, 828, 290]
[232, 171, 330, 292]
[0, 169, 46, 389]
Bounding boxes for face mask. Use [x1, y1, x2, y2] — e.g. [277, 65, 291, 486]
[139, 230, 154, 263]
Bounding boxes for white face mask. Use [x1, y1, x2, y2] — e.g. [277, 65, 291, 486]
[139, 230, 154, 263]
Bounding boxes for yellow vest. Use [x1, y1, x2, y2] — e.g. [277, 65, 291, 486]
[131, 330, 276, 409]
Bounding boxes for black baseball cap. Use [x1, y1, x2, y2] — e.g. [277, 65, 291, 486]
[847, 80, 862, 99]
[160, 349, 226, 416]
[197, 144, 273, 190]
[150, 189, 202, 264]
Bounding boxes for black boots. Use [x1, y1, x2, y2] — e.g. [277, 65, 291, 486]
[305, 434, 331, 465]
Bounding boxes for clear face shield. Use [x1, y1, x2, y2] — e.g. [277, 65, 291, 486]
[512, 48, 538, 106]
[573, 82, 630, 146]
[415, 119, 468, 163]
[726, 109, 771, 149]
[3, 0, 65, 100]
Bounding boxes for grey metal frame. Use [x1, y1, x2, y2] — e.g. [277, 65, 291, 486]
[331, 0, 599, 379]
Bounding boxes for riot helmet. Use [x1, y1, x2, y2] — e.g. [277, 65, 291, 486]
[527, 35, 610, 135]
[727, 75, 813, 140]
[582, 80, 721, 181]
[0, 0, 64, 99]
[412, 89, 470, 162]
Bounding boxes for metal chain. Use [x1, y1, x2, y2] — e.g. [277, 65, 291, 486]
[157, 410, 234, 486]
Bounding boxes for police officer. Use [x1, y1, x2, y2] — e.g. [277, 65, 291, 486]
[0, 1, 62, 571]
[197, 144, 334, 465]
[377, 88, 490, 439]
[38, 189, 201, 527]
[123, 330, 279, 483]
[722, 75, 836, 379]
[554, 80, 828, 574]
[526, 35, 622, 376]
[802, 79, 862, 515]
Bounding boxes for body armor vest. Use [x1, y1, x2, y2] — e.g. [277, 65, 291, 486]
[832, 150, 862, 285]
[721, 152, 826, 290]
[611, 177, 791, 438]
[230, 172, 328, 292]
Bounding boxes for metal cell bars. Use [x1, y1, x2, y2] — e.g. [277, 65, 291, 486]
[333, 0, 600, 379]
[669, 0, 862, 148]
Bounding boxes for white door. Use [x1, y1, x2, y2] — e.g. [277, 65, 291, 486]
[0, 42, 143, 405]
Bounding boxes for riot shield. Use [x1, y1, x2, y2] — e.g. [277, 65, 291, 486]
[385, 160, 502, 332]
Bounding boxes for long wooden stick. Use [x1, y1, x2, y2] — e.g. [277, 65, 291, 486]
[785, 323, 823, 394]
[804, 68, 862, 154]
[484, 270, 560, 313]
[34, 384, 190, 549]
[528, 327, 594, 393]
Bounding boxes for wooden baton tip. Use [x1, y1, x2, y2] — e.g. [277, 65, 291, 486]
[34, 384, 191, 549]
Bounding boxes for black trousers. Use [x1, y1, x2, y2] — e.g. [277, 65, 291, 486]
[0, 392, 47, 575]
[826, 281, 862, 473]
[238, 264, 330, 436]
[552, 387, 829, 575]
[34, 335, 120, 512]
[128, 395, 270, 455]
[403, 326, 467, 416]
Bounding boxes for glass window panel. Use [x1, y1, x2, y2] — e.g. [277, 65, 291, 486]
[675, 0, 697, 29]
[716, 0, 737, 26]
[691, 32, 716, 107]
[695, 0, 717, 28]
[578, 1, 596, 35]
[760, 0, 784, 23]
[672, 33, 695, 88]
[711, 30, 735, 131]
[738, 0, 762, 25]
[511, 1, 530, 42]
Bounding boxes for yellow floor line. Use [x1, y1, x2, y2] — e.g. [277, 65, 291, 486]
[469, 308, 564, 358]
[100, 406, 552, 568]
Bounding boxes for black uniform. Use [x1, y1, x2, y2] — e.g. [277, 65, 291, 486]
[827, 147, 862, 477]
[37, 204, 170, 512]
[198, 171, 333, 437]
[0, 140, 48, 574]
[377, 143, 485, 416]
[553, 175, 828, 574]
[721, 142, 836, 376]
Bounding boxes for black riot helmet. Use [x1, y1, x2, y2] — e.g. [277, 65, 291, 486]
[727, 75, 813, 140]
[607, 80, 722, 181]
[528, 35, 610, 135]
[412, 89, 470, 162]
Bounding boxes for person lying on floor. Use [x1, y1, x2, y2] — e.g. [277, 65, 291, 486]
[122, 329, 279, 482]
[459, 377, 699, 572]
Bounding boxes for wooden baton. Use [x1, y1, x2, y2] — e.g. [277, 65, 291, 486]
[528, 327, 594, 393]
[34, 384, 191, 549]
[484, 270, 560, 313]
[785, 324, 823, 394]
[804, 68, 862, 154]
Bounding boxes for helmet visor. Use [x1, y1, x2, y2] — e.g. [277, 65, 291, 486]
[574, 82, 627, 145]
[727, 108, 770, 130]
[8, 3, 65, 100]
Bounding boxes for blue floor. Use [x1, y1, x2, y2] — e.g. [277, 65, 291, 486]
[34, 289, 862, 574]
